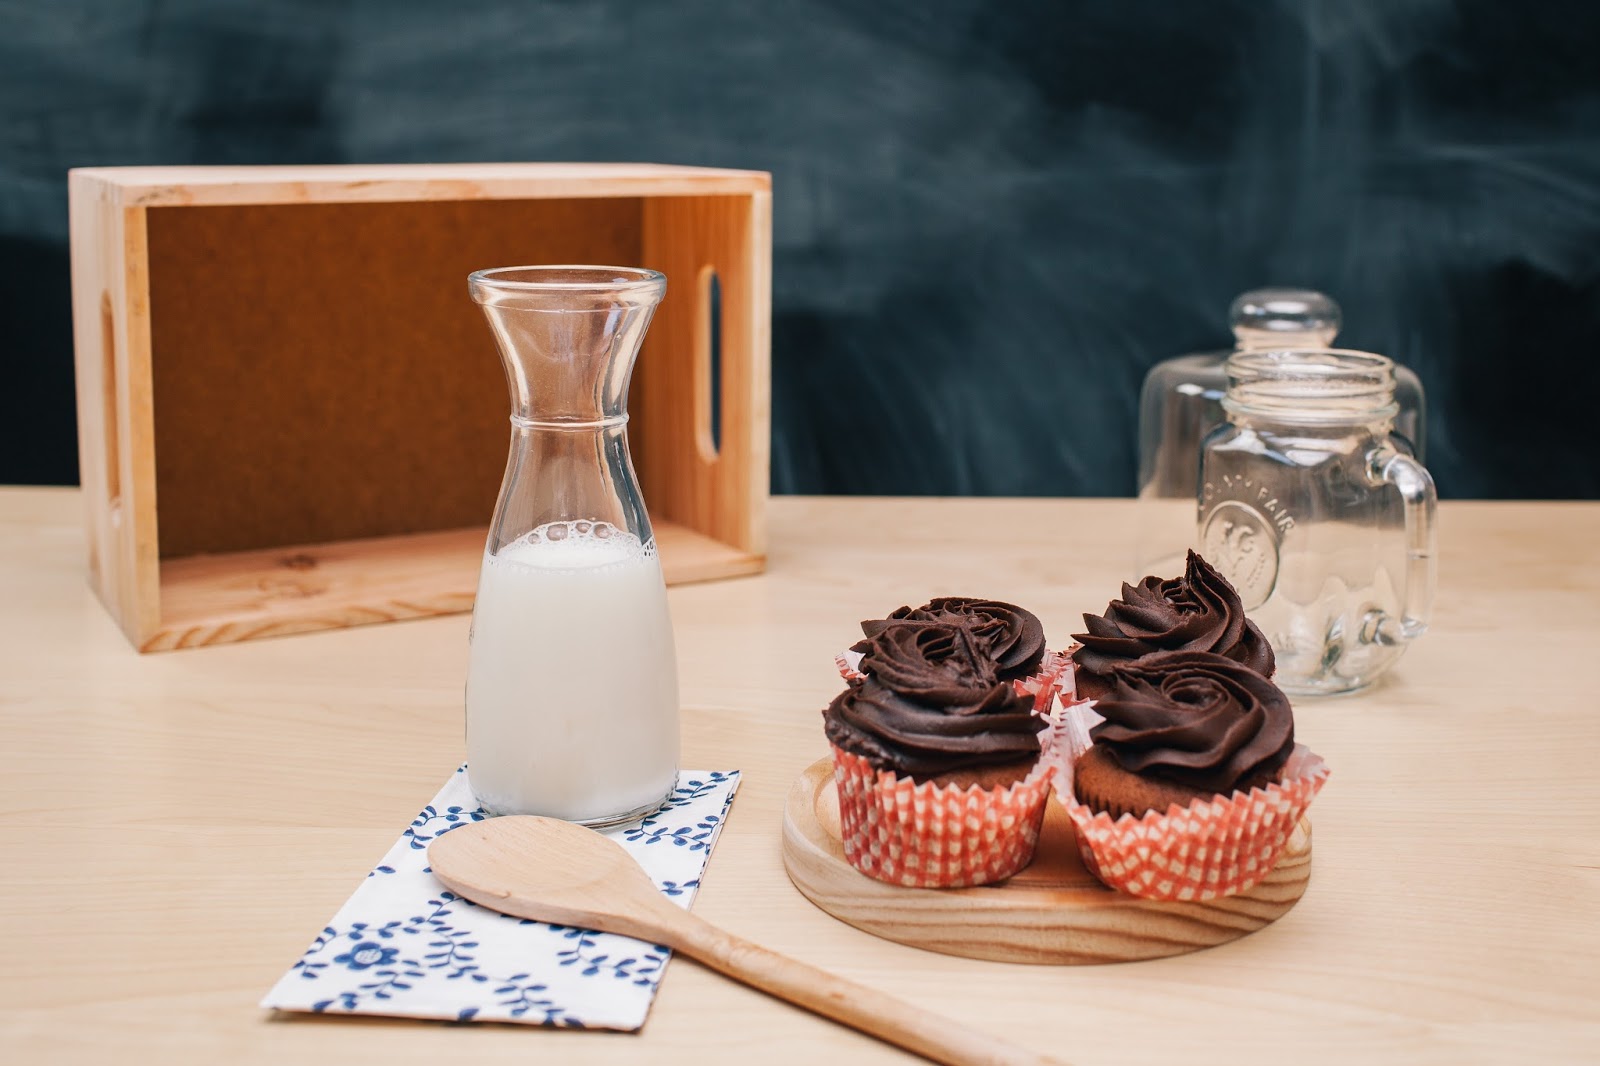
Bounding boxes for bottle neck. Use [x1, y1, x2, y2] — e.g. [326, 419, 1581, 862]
[470, 266, 664, 425]
[509, 413, 629, 431]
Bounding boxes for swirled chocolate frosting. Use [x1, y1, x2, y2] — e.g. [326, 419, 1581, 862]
[1072, 550, 1275, 687]
[855, 597, 1047, 681]
[825, 622, 1045, 778]
[1092, 650, 1294, 793]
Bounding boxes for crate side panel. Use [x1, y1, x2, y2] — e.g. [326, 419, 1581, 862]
[68, 176, 162, 643]
[637, 195, 768, 556]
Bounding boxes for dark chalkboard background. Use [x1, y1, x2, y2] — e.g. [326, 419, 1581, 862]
[5, 0, 1599, 496]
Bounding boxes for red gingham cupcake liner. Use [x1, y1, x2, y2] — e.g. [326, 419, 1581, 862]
[1054, 687, 1099, 755]
[836, 648, 1069, 714]
[830, 739, 1054, 888]
[1013, 648, 1069, 713]
[1050, 709, 1330, 901]
[1058, 641, 1080, 703]
[835, 649, 868, 682]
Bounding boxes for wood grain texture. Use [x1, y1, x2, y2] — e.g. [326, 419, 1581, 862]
[67, 164, 771, 651]
[148, 519, 763, 651]
[3, 491, 1598, 1065]
[67, 175, 161, 646]
[783, 758, 1309, 965]
[69, 163, 771, 206]
[639, 192, 772, 556]
[431, 817, 1061, 1066]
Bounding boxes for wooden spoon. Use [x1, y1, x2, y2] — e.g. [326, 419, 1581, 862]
[429, 816, 1063, 1066]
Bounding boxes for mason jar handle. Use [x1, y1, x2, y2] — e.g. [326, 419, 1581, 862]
[1365, 446, 1437, 645]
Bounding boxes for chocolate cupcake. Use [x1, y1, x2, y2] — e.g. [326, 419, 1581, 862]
[1072, 550, 1275, 702]
[825, 621, 1053, 887]
[1070, 650, 1295, 819]
[1055, 650, 1329, 902]
[854, 597, 1047, 682]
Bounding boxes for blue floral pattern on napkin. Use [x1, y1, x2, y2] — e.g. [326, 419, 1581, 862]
[262, 766, 740, 1030]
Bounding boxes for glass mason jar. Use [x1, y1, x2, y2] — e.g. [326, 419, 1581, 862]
[1199, 349, 1437, 696]
[464, 266, 680, 826]
[1135, 288, 1425, 575]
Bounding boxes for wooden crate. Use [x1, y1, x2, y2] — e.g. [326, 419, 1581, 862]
[69, 163, 771, 652]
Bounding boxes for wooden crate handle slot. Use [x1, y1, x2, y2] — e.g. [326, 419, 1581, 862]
[693, 263, 722, 464]
[99, 290, 121, 510]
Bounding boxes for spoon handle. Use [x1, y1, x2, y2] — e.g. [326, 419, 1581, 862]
[663, 909, 1065, 1066]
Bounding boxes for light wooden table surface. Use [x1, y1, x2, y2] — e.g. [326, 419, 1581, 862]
[4, 488, 1598, 1064]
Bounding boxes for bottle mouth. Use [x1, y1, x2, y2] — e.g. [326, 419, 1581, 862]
[469, 265, 667, 308]
[1223, 348, 1398, 421]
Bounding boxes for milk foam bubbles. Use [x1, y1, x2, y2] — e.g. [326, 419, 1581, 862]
[465, 520, 680, 824]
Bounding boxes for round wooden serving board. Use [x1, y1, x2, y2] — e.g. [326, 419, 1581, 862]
[782, 757, 1312, 965]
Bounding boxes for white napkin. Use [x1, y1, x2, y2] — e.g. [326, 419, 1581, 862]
[262, 765, 740, 1029]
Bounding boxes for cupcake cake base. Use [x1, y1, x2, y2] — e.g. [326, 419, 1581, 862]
[782, 756, 1312, 966]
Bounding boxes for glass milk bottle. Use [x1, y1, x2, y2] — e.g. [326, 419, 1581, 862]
[465, 266, 679, 826]
[1199, 349, 1437, 696]
[1134, 289, 1426, 575]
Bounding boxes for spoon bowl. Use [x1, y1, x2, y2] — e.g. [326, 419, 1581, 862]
[430, 814, 674, 941]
